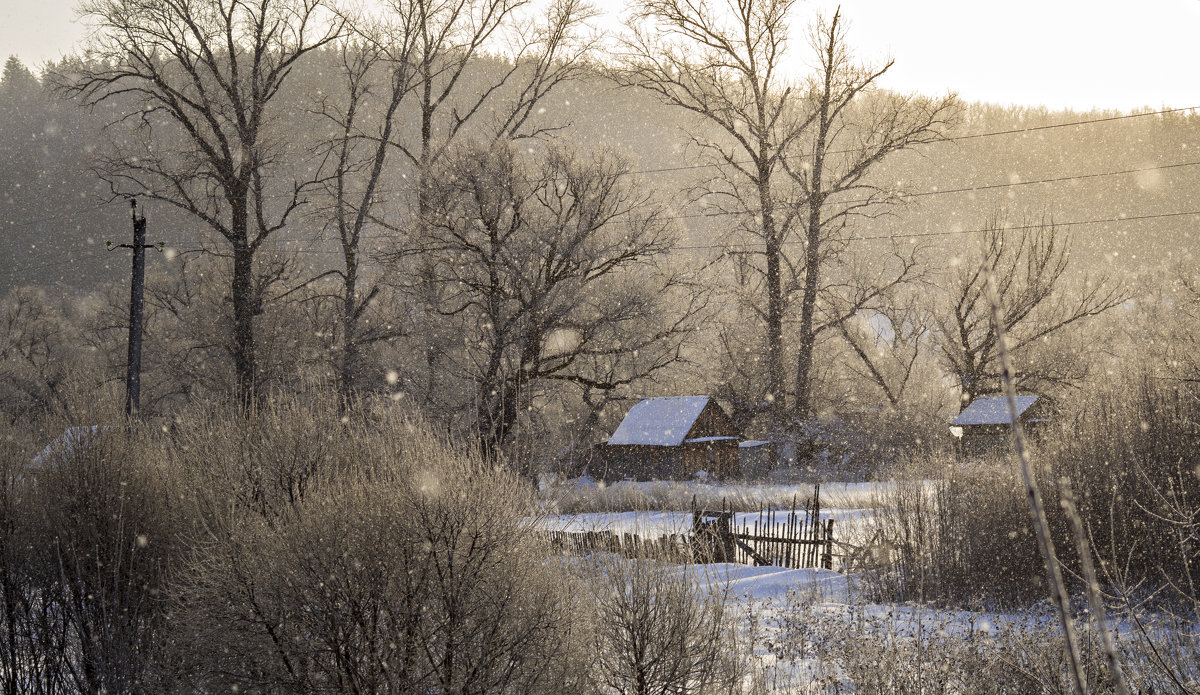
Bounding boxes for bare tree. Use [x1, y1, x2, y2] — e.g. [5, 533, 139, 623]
[785, 10, 957, 417]
[616, 3, 956, 428]
[380, 0, 597, 408]
[836, 293, 934, 409]
[163, 403, 589, 694]
[312, 37, 419, 404]
[410, 141, 702, 462]
[0, 288, 96, 417]
[614, 0, 809, 429]
[314, 0, 596, 404]
[936, 217, 1124, 403]
[65, 0, 345, 404]
[589, 552, 747, 695]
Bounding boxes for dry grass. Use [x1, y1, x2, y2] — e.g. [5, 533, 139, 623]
[767, 590, 1117, 695]
[541, 477, 889, 515]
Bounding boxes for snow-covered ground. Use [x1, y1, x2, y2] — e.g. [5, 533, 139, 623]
[676, 562, 852, 603]
[545, 480, 1196, 692]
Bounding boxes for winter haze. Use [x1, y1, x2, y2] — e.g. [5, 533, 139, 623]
[1, 0, 1199, 693]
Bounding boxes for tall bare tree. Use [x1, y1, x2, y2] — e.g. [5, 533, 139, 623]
[616, 3, 956, 429]
[785, 10, 956, 417]
[312, 34, 420, 404]
[316, 0, 595, 404]
[615, 0, 808, 429]
[66, 0, 344, 404]
[937, 217, 1124, 403]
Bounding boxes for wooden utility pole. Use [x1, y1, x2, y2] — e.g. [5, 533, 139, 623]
[109, 198, 159, 416]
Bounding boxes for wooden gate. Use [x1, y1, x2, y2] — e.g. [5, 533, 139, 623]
[691, 484, 835, 570]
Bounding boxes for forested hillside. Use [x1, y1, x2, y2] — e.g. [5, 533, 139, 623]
[5, 55, 1198, 291]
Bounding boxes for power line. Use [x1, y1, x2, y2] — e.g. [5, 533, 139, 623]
[671, 208, 1200, 252]
[155, 205, 1200, 256]
[896, 160, 1200, 202]
[5, 106, 1198, 262]
[9, 152, 1196, 268]
[160, 155, 1200, 239]
[1, 201, 110, 230]
[303, 104, 1200, 194]
[1, 103, 1191, 231]
[639, 158, 1200, 225]
[38, 102, 1200, 206]
[950, 107, 1200, 142]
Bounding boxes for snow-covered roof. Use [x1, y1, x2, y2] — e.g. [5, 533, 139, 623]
[951, 395, 1040, 427]
[684, 436, 739, 444]
[608, 396, 711, 446]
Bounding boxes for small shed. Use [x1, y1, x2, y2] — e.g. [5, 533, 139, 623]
[600, 397, 741, 480]
[951, 394, 1053, 458]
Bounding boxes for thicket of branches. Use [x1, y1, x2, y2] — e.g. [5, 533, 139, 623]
[0, 396, 755, 694]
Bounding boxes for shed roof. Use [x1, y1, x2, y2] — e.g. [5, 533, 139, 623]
[684, 436, 739, 444]
[952, 395, 1040, 427]
[608, 396, 711, 446]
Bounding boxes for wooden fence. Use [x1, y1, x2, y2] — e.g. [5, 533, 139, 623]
[542, 485, 835, 571]
[692, 484, 834, 570]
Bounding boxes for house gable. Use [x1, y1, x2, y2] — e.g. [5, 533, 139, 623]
[608, 396, 711, 446]
[601, 397, 743, 480]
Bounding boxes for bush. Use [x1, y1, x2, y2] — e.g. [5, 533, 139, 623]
[862, 461, 1051, 608]
[1, 396, 612, 694]
[1050, 377, 1200, 605]
[2, 411, 181, 695]
[862, 375, 1200, 612]
[772, 591, 1115, 695]
[587, 553, 749, 695]
[158, 400, 592, 694]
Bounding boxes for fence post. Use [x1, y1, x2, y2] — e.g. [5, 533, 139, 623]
[822, 518, 834, 570]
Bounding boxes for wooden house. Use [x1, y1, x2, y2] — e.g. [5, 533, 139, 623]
[951, 394, 1053, 458]
[599, 397, 742, 481]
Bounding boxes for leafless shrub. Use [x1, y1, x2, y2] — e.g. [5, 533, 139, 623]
[3, 412, 181, 695]
[860, 459, 1052, 608]
[160, 402, 591, 694]
[587, 552, 749, 695]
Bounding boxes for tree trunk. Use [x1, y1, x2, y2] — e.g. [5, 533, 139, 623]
[794, 43, 834, 421]
[793, 199, 822, 419]
[231, 238, 258, 407]
[337, 248, 359, 406]
[759, 170, 786, 430]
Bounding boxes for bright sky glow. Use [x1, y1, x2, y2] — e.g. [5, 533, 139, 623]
[802, 0, 1200, 112]
[2, 0, 1197, 112]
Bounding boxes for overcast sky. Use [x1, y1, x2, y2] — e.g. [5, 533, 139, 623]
[2, 0, 1197, 112]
